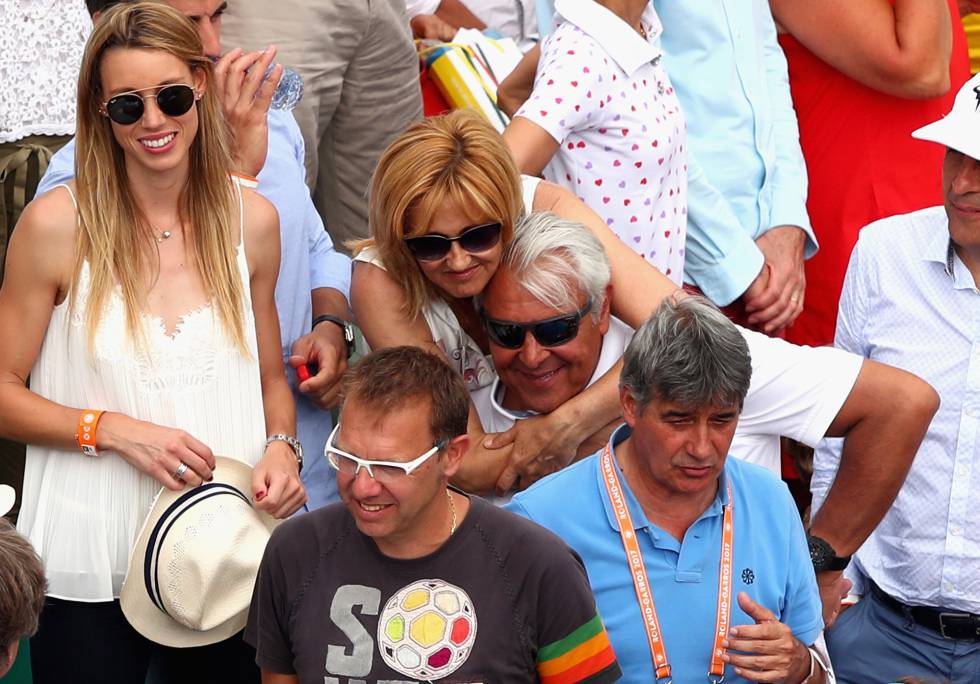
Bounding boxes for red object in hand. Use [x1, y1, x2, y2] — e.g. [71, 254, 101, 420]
[296, 365, 311, 382]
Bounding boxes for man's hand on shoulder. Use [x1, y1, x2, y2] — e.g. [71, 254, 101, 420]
[722, 592, 817, 683]
[213, 46, 279, 177]
[742, 225, 806, 334]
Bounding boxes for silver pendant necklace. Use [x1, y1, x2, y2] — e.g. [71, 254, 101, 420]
[156, 229, 173, 243]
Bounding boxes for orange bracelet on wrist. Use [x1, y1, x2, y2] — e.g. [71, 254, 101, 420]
[75, 409, 105, 457]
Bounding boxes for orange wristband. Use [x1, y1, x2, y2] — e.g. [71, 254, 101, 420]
[75, 409, 105, 457]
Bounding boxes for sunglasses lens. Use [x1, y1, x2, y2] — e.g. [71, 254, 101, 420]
[157, 85, 196, 117]
[486, 321, 527, 349]
[405, 235, 451, 262]
[106, 95, 144, 125]
[533, 317, 579, 347]
[458, 223, 502, 253]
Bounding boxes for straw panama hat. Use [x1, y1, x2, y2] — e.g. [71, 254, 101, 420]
[0, 484, 15, 518]
[120, 456, 278, 648]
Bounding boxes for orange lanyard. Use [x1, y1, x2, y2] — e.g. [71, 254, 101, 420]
[600, 444, 734, 682]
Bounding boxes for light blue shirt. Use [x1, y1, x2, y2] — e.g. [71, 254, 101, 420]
[654, 0, 815, 305]
[36, 109, 351, 509]
[813, 206, 980, 613]
[508, 425, 823, 682]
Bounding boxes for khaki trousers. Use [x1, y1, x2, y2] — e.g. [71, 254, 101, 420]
[222, 0, 424, 250]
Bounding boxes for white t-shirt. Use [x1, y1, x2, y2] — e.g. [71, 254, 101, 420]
[515, 0, 687, 283]
[473, 319, 862, 476]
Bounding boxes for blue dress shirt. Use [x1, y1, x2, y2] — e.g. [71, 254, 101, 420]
[508, 424, 823, 682]
[813, 207, 980, 613]
[36, 109, 351, 509]
[654, 0, 816, 305]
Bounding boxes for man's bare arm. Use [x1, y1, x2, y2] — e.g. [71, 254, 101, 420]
[810, 359, 938, 554]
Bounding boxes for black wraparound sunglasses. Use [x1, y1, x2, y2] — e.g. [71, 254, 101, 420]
[403, 222, 502, 262]
[482, 299, 593, 349]
[102, 84, 198, 125]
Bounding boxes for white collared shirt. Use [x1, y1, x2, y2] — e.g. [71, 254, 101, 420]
[813, 206, 980, 612]
[515, 0, 688, 283]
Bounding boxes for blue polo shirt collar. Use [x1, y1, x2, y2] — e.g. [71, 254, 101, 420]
[598, 424, 732, 537]
[554, 0, 663, 77]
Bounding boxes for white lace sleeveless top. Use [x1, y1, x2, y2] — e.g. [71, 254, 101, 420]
[16, 183, 267, 602]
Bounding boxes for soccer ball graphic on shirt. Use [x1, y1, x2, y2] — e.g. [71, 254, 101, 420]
[377, 579, 478, 680]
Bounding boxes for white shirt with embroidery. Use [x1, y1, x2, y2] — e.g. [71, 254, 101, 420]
[515, 0, 687, 283]
[1, 0, 91, 142]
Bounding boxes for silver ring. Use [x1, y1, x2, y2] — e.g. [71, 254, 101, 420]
[790, 294, 800, 303]
[173, 462, 189, 481]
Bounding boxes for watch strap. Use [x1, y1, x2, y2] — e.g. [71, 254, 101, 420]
[266, 433, 303, 471]
[312, 314, 355, 358]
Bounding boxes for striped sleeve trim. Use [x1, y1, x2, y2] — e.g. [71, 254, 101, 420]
[537, 615, 620, 683]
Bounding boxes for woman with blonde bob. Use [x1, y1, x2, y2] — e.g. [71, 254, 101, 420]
[352, 110, 678, 494]
[0, 3, 303, 681]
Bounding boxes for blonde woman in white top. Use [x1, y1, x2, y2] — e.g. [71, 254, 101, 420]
[0, 4, 304, 681]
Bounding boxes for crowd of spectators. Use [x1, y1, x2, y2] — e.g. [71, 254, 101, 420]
[0, 0, 976, 683]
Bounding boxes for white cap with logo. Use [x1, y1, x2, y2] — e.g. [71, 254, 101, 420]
[913, 73, 980, 160]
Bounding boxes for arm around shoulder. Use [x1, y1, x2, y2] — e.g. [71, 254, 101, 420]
[532, 180, 678, 327]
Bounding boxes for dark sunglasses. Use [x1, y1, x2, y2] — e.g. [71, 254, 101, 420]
[404, 222, 503, 262]
[102, 84, 197, 125]
[483, 298, 593, 349]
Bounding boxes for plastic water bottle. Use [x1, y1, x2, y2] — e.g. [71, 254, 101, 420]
[209, 55, 304, 111]
[267, 65, 304, 111]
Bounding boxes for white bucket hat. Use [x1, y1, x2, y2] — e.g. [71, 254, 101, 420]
[0, 484, 15, 517]
[120, 457, 278, 648]
[913, 72, 980, 160]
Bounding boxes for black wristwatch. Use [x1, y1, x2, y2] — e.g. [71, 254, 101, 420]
[807, 534, 851, 572]
[313, 314, 355, 358]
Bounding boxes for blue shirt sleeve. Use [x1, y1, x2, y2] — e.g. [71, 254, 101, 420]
[758, 5, 816, 255]
[35, 137, 78, 196]
[683, 150, 765, 305]
[276, 111, 352, 300]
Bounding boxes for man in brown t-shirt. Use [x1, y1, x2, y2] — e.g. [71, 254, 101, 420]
[246, 346, 621, 684]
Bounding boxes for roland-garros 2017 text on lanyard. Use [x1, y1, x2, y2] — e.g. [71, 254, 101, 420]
[600, 444, 734, 683]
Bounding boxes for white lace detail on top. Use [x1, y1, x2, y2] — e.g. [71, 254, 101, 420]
[1, 0, 92, 142]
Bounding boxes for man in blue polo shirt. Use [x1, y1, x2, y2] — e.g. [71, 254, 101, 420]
[508, 296, 828, 683]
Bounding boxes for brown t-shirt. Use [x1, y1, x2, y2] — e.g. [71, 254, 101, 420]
[245, 496, 621, 684]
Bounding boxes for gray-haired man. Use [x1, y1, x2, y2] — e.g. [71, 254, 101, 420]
[477, 212, 937, 629]
[506, 297, 827, 682]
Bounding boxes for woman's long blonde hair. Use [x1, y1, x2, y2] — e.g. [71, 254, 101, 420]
[353, 110, 523, 319]
[72, 2, 247, 352]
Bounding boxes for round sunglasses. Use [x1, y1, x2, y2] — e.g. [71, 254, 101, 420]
[403, 222, 502, 262]
[102, 84, 198, 125]
[482, 299, 594, 349]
